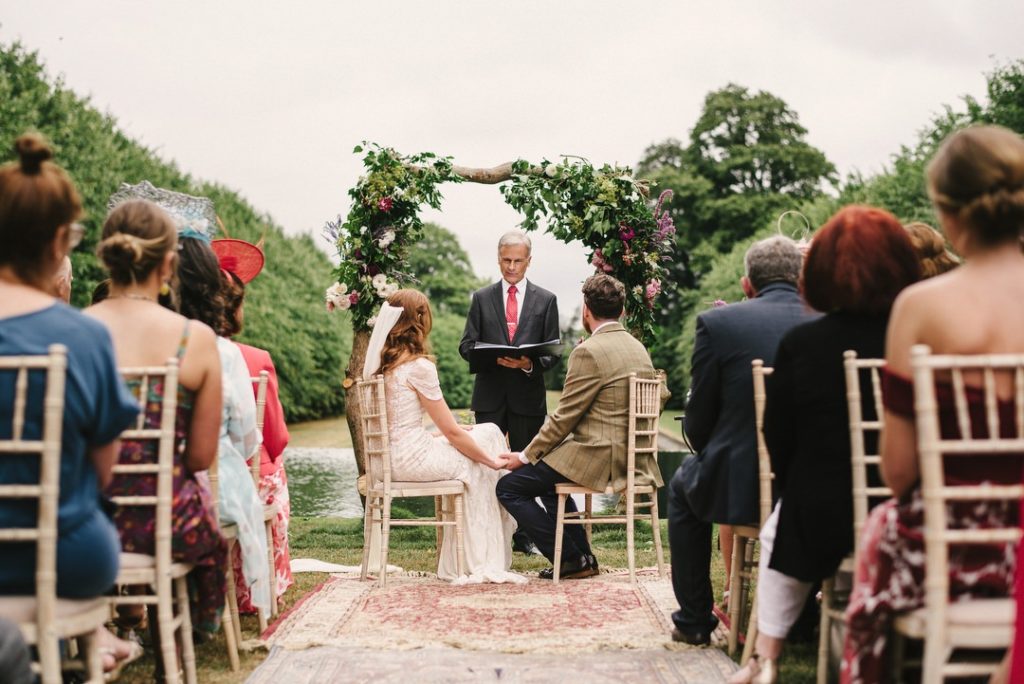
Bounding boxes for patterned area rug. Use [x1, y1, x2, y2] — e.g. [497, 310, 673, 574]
[250, 569, 737, 682]
[248, 645, 738, 683]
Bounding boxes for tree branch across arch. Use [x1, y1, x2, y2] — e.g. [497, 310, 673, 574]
[324, 142, 676, 342]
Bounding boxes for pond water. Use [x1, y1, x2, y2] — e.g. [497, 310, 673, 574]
[285, 447, 363, 518]
[285, 446, 618, 518]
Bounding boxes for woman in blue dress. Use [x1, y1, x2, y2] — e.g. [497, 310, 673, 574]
[0, 133, 141, 671]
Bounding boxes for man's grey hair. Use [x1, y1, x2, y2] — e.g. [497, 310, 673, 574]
[744, 235, 802, 290]
[497, 230, 532, 255]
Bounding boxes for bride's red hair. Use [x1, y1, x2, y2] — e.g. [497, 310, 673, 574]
[378, 288, 434, 374]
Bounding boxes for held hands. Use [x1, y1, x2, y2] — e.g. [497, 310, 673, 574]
[499, 452, 526, 471]
[497, 355, 533, 372]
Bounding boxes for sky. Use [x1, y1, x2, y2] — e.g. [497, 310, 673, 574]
[2, 1, 1022, 319]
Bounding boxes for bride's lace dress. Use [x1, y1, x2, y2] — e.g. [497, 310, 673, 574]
[385, 358, 525, 584]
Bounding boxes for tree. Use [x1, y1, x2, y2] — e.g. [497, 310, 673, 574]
[404, 223, 486, 317]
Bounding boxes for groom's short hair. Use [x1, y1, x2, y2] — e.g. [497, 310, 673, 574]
[582, 274, 625, 320]
[498, 230, 532, 255]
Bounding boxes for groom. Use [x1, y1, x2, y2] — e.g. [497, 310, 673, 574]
[496, 274, 667, 579]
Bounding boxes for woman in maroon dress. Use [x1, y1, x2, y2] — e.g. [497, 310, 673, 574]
[842, 125, 1024, 683]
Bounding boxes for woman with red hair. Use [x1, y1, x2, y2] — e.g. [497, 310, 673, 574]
[729, 205, 920, 683]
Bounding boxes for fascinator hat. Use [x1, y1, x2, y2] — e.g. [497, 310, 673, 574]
[107, 181, 217, 243]
[362, 302, 404, 380]
[211, 238, 265, 283]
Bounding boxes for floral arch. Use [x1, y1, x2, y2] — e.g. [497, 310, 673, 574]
[324, 143, 676, 464]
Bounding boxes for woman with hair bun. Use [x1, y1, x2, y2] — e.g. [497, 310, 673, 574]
[86, 198, 229, 644]
[902, 221, 960, 278]
[0, 133, 141, 672]
[843, 125, 1024, 683]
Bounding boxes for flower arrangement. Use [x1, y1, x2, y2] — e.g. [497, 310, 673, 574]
[501, 159, 676, 341]
[324, 143, 461, 330]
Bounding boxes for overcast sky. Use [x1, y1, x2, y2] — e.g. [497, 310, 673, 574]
[3, 1, 1022, 318]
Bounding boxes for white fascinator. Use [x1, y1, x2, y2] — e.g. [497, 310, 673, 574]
[362, 302, 405, 379]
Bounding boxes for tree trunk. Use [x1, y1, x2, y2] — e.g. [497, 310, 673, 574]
[345, 330, 370, 504]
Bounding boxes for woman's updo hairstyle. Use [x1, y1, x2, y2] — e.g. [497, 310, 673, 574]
[98, 200, 177, 285]
[378, 288, 434, 374]
[0, 133, 82, 282]
[903, 222, 960, 278]
[927, 125, 1024, 246]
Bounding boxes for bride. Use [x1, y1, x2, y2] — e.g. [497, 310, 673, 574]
[363, 288, 525, 584]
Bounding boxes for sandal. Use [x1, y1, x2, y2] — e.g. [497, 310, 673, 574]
[101, 640, 144, 682]
[727, 655, 777, 684]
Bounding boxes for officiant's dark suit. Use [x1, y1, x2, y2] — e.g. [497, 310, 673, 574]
[459, 236, 560, 452]
[667, 236, 819, 644]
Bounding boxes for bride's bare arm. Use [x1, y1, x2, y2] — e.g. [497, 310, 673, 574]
[418, 395, 505, 469]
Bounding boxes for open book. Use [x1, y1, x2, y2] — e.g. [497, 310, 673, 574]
[469, 340, 563, 372]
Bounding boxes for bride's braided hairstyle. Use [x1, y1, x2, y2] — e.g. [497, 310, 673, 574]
[379, 288, 434, 374]
[927, 124, 1024, 247]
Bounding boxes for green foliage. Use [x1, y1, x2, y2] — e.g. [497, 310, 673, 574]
[502, 158, 676, 342]
[404, 223, 486, 317]
[0, 41, 349, 421]
[430, 311, 474, 408]
[325, 144, 462, 329]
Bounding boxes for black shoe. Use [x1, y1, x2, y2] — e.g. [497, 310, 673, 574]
[671, 626, 711, 646]
[539, 555, 599, 580]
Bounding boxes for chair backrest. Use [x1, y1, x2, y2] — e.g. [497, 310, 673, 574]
[910, 344, 1024, 620]
[626, 373, 663, 490]
[0, 345, 67, 641]
[110, 360, 180, 575]
[751, 360, 775, 526]
[843, 351, 892, 550]
[249, 371, 269, 485]
[356, 376, 391, 493]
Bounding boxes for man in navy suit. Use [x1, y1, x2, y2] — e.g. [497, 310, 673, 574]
[668, 236, 819, 645]
[460, 230, 561, 554]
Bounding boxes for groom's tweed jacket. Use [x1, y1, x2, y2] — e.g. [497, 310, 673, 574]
[523, 322, 669, 492]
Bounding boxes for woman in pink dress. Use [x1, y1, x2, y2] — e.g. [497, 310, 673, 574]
[213, 238, 294, 612]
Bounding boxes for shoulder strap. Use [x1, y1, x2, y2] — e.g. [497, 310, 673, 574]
[176, 321, 192, 360]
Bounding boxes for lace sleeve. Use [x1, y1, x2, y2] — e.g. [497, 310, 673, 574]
[406, 358, 444, 401]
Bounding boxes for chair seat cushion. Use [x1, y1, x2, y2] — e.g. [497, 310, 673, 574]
[894, 598, 1014, 639]
[0, 595, 108, 633]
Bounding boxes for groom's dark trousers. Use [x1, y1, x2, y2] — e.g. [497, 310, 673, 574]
[495, 462, 592, 564]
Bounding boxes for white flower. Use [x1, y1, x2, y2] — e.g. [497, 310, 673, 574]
[325, 282, 349, 309]
[367, 316, 377, 328]
[336, 295, 352, 310]
[371, 273, 388, 290]
[545, 164, 558, 178]
[380, 282, 398, 298]
[378, 229, 396, 248]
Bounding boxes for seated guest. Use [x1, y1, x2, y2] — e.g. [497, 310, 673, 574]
[843, 125, 1024, 683]
[0, 134, 140, 671]
[214, 238, 294, 613]
[728, 206, 921, 683]
[176, 229, 272, 616]
[667, 236, 817, 645]
[903, 221, 960, 277]
[86, 197, 228, 638]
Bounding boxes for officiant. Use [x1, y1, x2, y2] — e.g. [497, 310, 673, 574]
[460, 230, 561, 555]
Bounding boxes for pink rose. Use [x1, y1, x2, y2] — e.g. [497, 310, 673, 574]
[645, 279, 661, 305]
[378, 197, 394, 212]
[349, 292, 360, 305]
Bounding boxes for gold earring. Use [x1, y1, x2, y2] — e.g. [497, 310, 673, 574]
[159, 282, 171, 296]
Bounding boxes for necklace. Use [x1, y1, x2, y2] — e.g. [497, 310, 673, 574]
[108, 293, 158, 303]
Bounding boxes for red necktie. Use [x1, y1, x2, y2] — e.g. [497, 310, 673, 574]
[506, 284, 518, 340]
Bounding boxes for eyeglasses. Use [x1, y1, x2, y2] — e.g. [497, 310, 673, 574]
[68, 223, 85, 249]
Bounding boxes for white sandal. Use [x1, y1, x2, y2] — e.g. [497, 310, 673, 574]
[727, 655, 777, 684]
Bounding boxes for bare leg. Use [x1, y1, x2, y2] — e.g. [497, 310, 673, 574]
[720, 525, 734, 600]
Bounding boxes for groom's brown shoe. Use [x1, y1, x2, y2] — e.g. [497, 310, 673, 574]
[539, 555, 599, 580]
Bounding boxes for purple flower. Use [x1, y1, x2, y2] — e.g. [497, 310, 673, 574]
[378, 197, 394, 212]
[712, 299, 727, 308]
[619, 223, 636, 242]
[653, 189, 676, 241]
